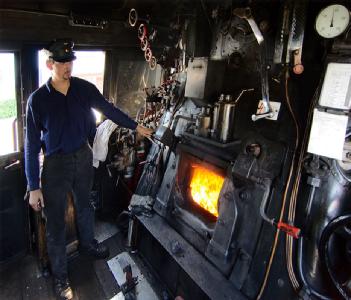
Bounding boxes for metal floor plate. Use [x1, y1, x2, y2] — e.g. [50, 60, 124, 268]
[94, 220, 119, 243]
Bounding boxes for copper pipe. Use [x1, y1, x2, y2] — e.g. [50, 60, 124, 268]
[256, 68, 300, 299]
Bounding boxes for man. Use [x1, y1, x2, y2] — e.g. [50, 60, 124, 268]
[25, 39, 153, 300]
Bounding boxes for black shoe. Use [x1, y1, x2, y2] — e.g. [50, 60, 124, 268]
[80, 239, 110, 260]
[53, 278, 73, 300]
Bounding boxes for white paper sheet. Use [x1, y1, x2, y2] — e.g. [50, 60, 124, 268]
[319, 63, 351, 110]
[307, 109, 348, 160]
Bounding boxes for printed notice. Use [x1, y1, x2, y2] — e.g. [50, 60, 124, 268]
[319, 63, 351, 110]
[307, 109, 348, 160]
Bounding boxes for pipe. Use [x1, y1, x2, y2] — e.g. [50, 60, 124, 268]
[297, 237, 333, 300]
[126, 215, 139, 253]
[234, 88, 255, 104]
[319, 215, 351, 300]
[254, 177, 274, 225]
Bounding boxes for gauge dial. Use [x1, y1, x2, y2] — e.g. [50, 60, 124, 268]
[315, 4, 350, 38]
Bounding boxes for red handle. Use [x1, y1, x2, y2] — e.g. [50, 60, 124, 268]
[277, 222, 300, 239]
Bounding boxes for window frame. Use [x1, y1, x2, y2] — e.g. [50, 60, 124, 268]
[0, 50, 23, 157]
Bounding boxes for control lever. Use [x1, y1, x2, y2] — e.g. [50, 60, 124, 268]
[4, 159, 20, 170]
[233, 7, 273, 122]
[233, 8, 264, 44]
[254, 176, 300, 239]
[251, 45, 273, 121]
[251, 112, 274, 121]
[286, 1, 307, 75]
[292, 49, 304, 75]
[251, 45, 273, 122]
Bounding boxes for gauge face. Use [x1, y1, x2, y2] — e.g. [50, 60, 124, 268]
[315, 4, 350, 38]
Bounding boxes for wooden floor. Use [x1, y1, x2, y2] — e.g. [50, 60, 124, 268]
[0, 232, 126, 300]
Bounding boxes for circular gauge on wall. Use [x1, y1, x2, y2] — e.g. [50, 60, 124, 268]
[315, 4, 350, 38]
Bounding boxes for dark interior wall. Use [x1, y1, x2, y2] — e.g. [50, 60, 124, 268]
[0, 160, 28, 265]
[103, 48, 163, 118]
[0, 6, 160, 125]
[0, 0, 181, 48]
[0, 10, 137, 47]
[116, 60, 162, 117]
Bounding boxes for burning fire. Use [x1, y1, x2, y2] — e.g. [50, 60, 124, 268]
[189, 165, 225, 217]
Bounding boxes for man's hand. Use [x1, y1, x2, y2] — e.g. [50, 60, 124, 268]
[29, 189, 45, 211]
[136, 125, 153, 138]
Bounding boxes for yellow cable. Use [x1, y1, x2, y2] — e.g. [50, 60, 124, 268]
[257, 69, 299, 299]
[285, 73, 323, 292]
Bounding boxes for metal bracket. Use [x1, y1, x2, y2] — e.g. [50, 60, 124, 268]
[119, 258, 138, 296]
[251, 112, 274, 121]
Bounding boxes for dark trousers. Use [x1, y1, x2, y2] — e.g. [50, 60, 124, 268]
[42, 144, 94, 281]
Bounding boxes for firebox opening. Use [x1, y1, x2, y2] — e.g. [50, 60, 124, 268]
[188, 164, 225, 219]
[176, 151, 227, 224]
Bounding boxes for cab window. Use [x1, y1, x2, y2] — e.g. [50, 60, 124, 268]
[0, 53, 18, 155]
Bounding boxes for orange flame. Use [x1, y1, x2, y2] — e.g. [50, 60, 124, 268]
[189, 165, 225, 217]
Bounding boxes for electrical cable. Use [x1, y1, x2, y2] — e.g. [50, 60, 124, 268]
[286, 74, 325, 293]
[256, 68, 299, 299]
[286, 39, 332, 292]
[284, 68, 303, 291]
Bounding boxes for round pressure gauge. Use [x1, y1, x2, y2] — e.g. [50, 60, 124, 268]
[315, 4, 350, 38]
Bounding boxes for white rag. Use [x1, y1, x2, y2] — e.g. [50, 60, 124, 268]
[92, 120, 118, 168]
[128, 194, 155, 211]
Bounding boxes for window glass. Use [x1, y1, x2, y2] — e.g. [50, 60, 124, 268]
[0, 53, 18, 155]
[38, 51, 105, 122]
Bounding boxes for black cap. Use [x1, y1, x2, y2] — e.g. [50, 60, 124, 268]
[45, 39, 76, 62]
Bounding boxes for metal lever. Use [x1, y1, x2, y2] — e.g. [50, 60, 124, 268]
[234, 7, 273, 122]
[293, 49, 304, 75]
[254, 175, 301, 239]
[286, 0, 307, 75]
[4, 159, 20, 170]
[233, 7, 264, 44]
[251, 112, 274, 122]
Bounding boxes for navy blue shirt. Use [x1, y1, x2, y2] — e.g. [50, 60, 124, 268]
[25, 77, 137, 191]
